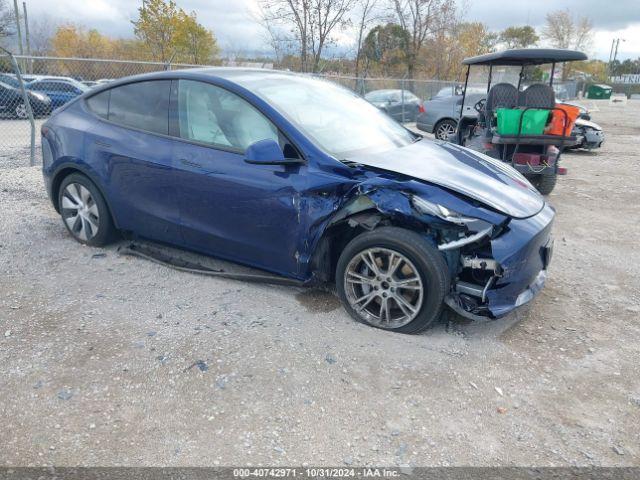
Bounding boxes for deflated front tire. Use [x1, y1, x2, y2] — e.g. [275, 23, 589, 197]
[336, 227, 450, 334]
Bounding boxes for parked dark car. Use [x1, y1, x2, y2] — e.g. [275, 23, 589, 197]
[26, 79, 89, 108]
[364, 89, 424, 122]
[42, 69, 555, 333]
[0, 81, 52, 118]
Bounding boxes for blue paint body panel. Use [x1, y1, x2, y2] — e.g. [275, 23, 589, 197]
[41, 68, 556, 318]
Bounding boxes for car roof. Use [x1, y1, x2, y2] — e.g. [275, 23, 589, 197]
[84, 68, 344, 97]
[366, 89, 401, 94]
[463, 48, 587, 66]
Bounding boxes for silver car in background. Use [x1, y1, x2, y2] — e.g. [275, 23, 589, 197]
[416, 93, 485, 140]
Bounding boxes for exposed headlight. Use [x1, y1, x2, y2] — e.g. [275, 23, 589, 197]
[411, 196, 479, 226]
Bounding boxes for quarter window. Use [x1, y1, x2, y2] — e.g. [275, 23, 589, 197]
[86, 90, 110, 119]
[108, 80, 171, 135]
[177, 79, 278, 151]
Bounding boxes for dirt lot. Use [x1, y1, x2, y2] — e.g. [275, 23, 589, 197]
[1, 100, 639, 467]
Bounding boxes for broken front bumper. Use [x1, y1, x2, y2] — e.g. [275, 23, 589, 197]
[447, 203, 555, 320]
[584, 129, 604, 148]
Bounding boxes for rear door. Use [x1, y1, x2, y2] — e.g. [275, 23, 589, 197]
[170, 79, 307, 277]
[84, 80, 182, 244]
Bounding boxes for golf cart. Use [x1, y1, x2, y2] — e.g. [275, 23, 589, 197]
[454, 49, 588, 195]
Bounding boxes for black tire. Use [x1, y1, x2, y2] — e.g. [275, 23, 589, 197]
[336, 226, 450, 334]
[530, 173, 557, 195]
[58, 173, 117, 247]
[434, 119, 458, 141]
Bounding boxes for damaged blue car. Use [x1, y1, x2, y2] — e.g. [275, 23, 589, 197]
[41, 69, 554, 334]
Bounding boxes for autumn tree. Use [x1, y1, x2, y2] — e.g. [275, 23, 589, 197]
[500, 25, 539, 49]
[390, 0, 457, 78]
[176, 11, 220, 64]
[428, 22, 497, 80]
[542, 9, 593, 79]
[132, 0, 218, 64]
[132, 0, 182, 63]
[52, 25, 115, 58]
[259, 0, 357, 73]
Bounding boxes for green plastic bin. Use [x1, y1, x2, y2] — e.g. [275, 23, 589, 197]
[496, 108, 550, 135]
[586, 84, 612, 99]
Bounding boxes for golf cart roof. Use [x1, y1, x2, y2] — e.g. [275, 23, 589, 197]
[463, 48, 587, 66]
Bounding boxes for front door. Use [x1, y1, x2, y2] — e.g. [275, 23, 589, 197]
[171, 79, 307, 277]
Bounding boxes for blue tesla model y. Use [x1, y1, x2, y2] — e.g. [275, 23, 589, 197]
[41, 69, 554, 333]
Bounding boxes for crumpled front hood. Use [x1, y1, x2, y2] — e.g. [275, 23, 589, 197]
[348, 139, 545, 219]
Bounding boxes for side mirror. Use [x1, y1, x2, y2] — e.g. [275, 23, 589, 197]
[244, 139, 304, 166]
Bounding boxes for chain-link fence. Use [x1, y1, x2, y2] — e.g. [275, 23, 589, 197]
[0, 54, 583, 168]
[0, 48, 36, 167]
[1, 55, 209, 167]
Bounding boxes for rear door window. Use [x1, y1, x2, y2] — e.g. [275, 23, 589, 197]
[108, 80, 170, 135]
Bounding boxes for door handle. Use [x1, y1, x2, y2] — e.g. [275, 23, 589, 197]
[180, 158, 202, 168]
[94, 140, 111, 148]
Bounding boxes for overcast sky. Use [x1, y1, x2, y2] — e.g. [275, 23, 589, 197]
[23, 0, 640, 60]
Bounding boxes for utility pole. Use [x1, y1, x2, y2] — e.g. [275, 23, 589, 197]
[12, 0, 24, 71]
[22, 2, 31, 73]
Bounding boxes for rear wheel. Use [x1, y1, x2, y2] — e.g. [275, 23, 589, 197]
[530, 173, 557, 195]
[336, 227, 449, 334]
[58, 173, 116, 246]
[434, 119, 457, 141]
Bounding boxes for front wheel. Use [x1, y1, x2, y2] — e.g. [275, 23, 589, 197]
[336, 227, 450, 334]
[530, 173, 557, 195]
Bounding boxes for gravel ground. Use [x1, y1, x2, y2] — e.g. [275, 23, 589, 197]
[1, 100, 639, 467]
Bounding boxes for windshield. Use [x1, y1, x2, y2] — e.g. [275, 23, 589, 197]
[233, 74, 415, 158]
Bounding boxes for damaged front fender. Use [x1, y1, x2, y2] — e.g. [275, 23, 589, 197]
[302, 174, 508, 285]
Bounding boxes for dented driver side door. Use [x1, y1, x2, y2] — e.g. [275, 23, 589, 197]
[170, 79, 308, 278]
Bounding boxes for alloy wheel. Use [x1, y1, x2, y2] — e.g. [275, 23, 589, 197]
[15, 103, 28, 119]
[436, 122, 456, 140]
[61, 183, 100, 241]
[344, 247, 424, 329]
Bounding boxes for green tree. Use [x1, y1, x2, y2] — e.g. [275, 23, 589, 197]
[175, 11, 219, 64]
[362, 23, 410, 75]
[500, 26, 539, 49]
[132, 0, 182, 63]
[132, 0, 218, 64]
